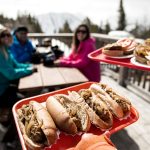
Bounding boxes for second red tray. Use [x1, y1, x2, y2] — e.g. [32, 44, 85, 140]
[88, 49, 150, 71]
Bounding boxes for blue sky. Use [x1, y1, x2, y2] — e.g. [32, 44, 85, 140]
[0, 0, 149, 27]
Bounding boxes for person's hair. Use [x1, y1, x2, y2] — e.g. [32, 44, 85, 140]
[0, 29, 12, 59]
[14, 26, 28, 35]
[73, 24, 90, 52]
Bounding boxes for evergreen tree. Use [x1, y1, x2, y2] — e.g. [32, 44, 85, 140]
[15, 13, 42, 33]
[130, 22, 140, 37]
[82, 17, 99, 33]
[59, 21, 72, 33]
[0, 13, 43, 33]
[104, 21, 111, 34]
[117, 0, 126, 30]
[82, 17, 92, 28]
[98, 22, 104, 33]
[98, 26, 103, 33]
[90, 24, 99, 33]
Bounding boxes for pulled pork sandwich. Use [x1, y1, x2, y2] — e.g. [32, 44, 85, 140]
[102, 43, 124, 56]
[134, 44, 150, 65]
[17, 101, 57, 150]
[46, 94, 91, 134]
[102, 38, 137, 56]
[145, 38, 150, 46]
[90, 83, 131, 119]
[68, 90, 113, 130]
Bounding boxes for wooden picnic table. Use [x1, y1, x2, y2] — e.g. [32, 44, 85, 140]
[19, 64, 88, 92]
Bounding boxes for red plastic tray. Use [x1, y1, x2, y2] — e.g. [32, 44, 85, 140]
[12, 82, 139, 150]
[88, 49, 150, 71]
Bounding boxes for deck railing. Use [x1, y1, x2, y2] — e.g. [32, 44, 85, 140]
[28, 33, 150, 95]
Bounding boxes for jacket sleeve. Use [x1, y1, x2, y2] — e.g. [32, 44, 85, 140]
[0, 54, 33, 81]
[60, 50, 74, 61]
[10, 52, 33, 68]
[13, 58, 33, 68]
[60, 43, 95, 68]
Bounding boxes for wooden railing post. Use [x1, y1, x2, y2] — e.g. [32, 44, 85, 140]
[118, 67, 129, 87]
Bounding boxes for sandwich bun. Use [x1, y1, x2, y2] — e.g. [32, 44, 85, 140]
[90, 83, 131, 119]
[68, 90, 113, 130]
[17, 101, 58, 150]
[46, 94, 91, 134]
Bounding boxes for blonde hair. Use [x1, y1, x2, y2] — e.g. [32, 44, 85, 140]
[0, 28, 12, 59]
[0, 46, 8, 59]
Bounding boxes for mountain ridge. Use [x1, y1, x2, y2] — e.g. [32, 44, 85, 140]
[36, 12, 85, 33]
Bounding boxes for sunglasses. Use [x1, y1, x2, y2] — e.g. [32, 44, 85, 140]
[0, 33, 11, 38]
[77, 30, 87, 34]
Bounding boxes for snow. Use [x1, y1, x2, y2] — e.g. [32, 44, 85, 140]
[36, 12, 85, 34]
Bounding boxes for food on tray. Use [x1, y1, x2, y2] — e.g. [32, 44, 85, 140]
[90, 83, 131, 119]
[145, 38, 150, 46]
[134, 44, 150, 65]
[68, 90, 113, 130]
[17, 101, 58, 150]
[102, 38, 137, 56]
[16, 82, 134, 150]
[102, 43, 124, 57]
[46, 94, 91, 134]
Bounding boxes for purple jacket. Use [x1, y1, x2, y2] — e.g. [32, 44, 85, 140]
[60, 38, 100, 82]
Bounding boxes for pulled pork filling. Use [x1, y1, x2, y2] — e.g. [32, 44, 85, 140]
[79, 89, 92, 100]
[93, 103, 110, 122]
[100, 85, 130, 114]
[56, 96, 84, 131]
[79, 90, 110, 122]
[18, 104, 46, 144]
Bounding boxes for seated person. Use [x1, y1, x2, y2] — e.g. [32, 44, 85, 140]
[0, 26, 36, 123]
[10, 26, 36, 63]
[54, 24, 100, 82]
[0, 26, 37, 148]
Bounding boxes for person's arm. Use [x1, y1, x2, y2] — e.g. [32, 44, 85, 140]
[9, 52, 32, 68]
[67, 134, 117, 150]
[13, 58, 32, 68]
[60, 49, 74, 61]
[60, 43, 95, 68]
[0, 54, 33, 81]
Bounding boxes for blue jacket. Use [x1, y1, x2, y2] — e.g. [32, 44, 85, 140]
[10, 35, 35, 63]
[0, 47, 33, 96]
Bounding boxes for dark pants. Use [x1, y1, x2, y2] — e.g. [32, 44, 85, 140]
[0, 86, 18, 108]
[0, 79, 19, 108]
[0, 80, 19, 144]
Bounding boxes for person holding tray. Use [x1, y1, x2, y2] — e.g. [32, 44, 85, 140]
[68, 133, 117, 150]
[54, 24, 100, 82]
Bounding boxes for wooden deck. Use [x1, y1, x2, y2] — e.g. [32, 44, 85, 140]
[0, 75, 149, 150]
